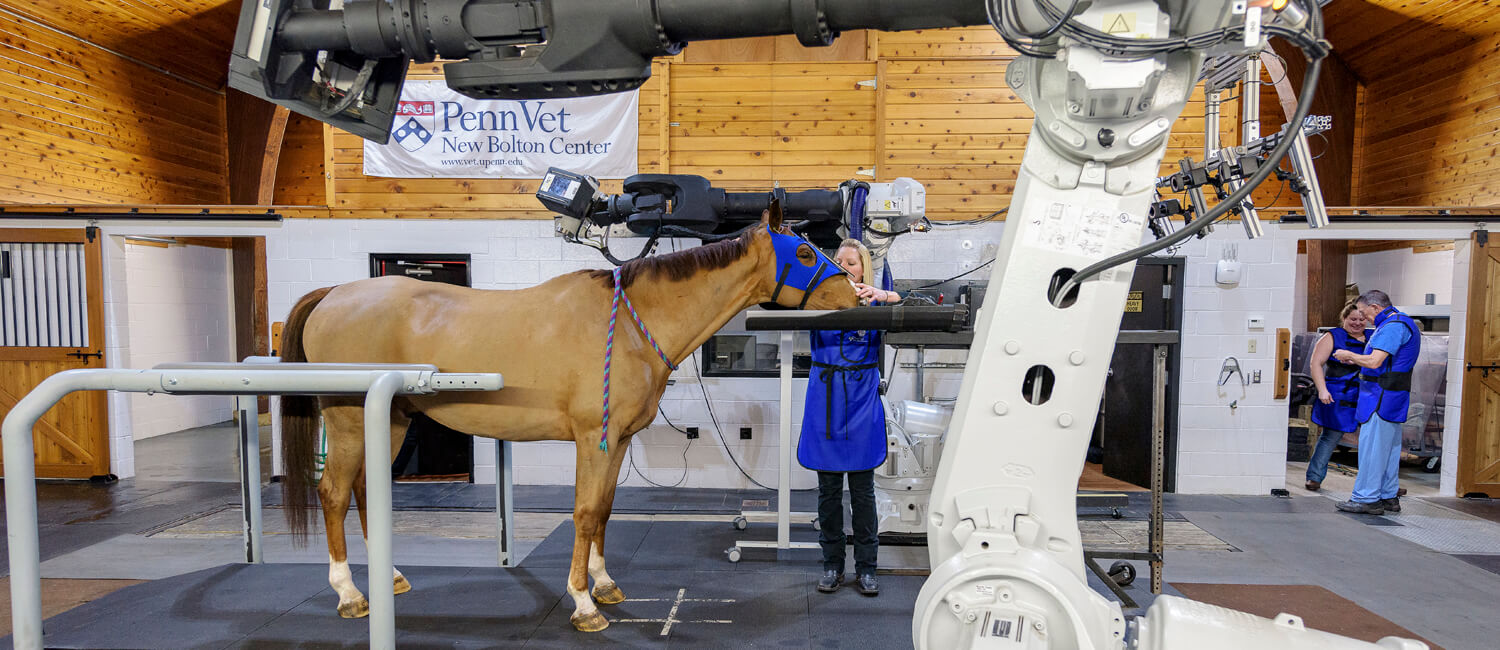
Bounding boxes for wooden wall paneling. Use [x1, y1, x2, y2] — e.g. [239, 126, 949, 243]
[0, 0, 239, 88]
[1358, 34, 1500, 206]
[658, 61, 671, 173]
[0, 11, 226, 205]
[1305, 240, 1348, 331]
[273, 113, 328, 205]
[772, 32, 869, 62]
[878, 27, 1016, 59]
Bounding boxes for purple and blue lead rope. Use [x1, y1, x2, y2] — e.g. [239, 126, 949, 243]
[601, 267, 678, 452]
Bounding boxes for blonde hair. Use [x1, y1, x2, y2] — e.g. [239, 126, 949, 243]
[1339, 300, 1361, 321]
[838, 238, 875, 286]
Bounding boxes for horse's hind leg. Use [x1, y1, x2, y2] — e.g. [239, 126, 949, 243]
[589, 442, 629, 606]
[565, 439, 625, 632]
[352, 407, 414, 596]
[319, 401, 413, 618]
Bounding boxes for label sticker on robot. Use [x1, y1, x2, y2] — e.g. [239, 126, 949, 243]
[975, 584, 995, 598]
[1125, 290, 1143, 312]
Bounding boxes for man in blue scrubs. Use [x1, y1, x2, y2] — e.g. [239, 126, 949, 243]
[1332, 290, 1422, 515]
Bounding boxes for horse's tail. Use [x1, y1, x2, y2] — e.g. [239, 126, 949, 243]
[281, 286, 334, 545]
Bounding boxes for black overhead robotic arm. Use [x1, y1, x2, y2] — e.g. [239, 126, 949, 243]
[230, 0, 989, 142]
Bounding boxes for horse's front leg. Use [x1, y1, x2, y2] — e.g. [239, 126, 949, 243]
[589, 439, 630, 606]
[566, 437, 626, 632]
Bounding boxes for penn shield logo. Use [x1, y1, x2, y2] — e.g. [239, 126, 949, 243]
[392, 101, 435, 152]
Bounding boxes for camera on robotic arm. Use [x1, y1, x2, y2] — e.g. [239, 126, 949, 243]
[1150, 114, 1332, 243]
[536, 167, 929, 265]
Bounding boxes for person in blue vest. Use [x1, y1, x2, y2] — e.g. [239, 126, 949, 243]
[801, 239, 899, 597]
[1304, 301, 1370, 491]
[1333, 290, 1422, 515]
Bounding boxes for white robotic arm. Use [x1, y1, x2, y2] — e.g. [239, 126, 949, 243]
[915, 2, 1421, 649]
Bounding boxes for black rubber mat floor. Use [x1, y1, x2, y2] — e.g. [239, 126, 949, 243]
[11, 518, 1166, 648]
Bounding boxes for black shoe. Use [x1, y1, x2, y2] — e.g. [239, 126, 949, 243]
[1382, 497, 1401, 513]
[856, 573, 879, 596]
[1335, 499, 1384, 515]
[816, 570, 844, 593]
[1305, 480, 1321, 491]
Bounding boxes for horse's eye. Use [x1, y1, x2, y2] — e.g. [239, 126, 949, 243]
[796, 245, 817, 266]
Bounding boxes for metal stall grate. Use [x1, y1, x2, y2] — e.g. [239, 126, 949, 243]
[0, 242, 89, 348]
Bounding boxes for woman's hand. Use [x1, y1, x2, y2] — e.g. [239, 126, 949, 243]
[853, 283, 894, 303]
[1318, 389, 1333, 405]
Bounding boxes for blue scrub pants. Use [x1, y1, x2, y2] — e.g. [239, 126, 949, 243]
[1350, 415, 1402, 504]
[1306, 427, 1347, 483]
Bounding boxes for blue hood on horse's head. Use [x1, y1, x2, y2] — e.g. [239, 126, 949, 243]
[764, 226, 846, 309]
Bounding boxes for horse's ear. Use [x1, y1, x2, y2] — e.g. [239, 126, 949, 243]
[764, 193, 784, 231]
[759, 208, 785, 231]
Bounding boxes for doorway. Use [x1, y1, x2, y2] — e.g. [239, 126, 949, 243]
[0, 228, 109, 479]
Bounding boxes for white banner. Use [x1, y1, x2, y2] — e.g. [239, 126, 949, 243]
[363, 80, 639, 179]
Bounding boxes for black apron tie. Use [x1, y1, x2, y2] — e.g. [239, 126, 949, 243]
[812, 360, 879, 440]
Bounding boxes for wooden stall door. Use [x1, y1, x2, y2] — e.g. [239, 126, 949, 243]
[0, 229, 109, 479]
[1459, 231, 1500, 497]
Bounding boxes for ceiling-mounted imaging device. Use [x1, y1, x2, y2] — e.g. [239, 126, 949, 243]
[228, 0, 987, 143]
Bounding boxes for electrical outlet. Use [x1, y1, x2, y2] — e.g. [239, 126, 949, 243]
[1251, 370, 1262, 384]
[685, 426, 699, 440]
[740, 427, 753, 440]
[1248, 339, 1257, 353]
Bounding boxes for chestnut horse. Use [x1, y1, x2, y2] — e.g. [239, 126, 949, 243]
[278, 211, 857, 631]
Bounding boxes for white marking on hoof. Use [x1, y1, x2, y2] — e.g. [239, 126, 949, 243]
[329, 557, 368, 617]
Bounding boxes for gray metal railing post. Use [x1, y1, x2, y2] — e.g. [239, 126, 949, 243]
[363, 372, 403, 650]
[496, 440, 514, 567]
[236, 394, 264, 563]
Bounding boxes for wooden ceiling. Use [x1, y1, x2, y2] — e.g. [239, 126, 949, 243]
[0, 1, 240, 88]
[1323, 0, 1500, 81]
[3, 1, 1497, 92]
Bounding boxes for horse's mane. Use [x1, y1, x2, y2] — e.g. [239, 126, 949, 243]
[588, 231, 754, 289]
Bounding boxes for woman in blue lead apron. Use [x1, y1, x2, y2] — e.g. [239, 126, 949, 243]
[801, 239, 898, 597]
[1305, 301, 1368, 491]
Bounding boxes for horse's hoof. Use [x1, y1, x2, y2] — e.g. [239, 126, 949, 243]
[338, 597, 370, 619]
[592, 582, 626, 605]
[571, 610, 610, 632]
[394, 574, 412, 595]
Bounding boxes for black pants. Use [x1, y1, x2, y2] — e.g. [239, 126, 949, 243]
[817, 469, 878, 575]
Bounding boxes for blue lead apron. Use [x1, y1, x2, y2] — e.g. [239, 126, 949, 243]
[797, 322, 888, 472]
[1310, 328, 1368, 433]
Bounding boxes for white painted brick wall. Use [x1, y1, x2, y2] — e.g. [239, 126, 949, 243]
[1349, 246, 1456, 307]
[21, 215, 1468, 495]
[121, 241, 237, 440]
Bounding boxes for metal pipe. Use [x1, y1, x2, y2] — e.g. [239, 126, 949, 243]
[496, 440, 515, 567]
[1204, 91, 1221, 157]
[363, 372, 403, 650]
[237, 395, 265, 564]
[4, 369, 166, 649]
[1242, 58, 1262, 142]
[777, 331, 793, 549]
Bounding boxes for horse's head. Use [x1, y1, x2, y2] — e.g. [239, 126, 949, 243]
[748, 208, 859, 311]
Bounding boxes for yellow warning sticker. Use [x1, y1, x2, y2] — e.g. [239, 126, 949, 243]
[1125, 290, 1143, 313]
[1102, 12, 1136, 35]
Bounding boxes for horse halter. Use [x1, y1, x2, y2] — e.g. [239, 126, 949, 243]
[766, 226, 846, 309]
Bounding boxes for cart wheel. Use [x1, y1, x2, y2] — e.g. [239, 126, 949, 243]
[1108, 561, 1136, 587]
[1423, 457, 1441, 474]
[1111, 507, 1124, 520]
[726, 547, 742, 563]
[733, 516, 748, 531]
[811, 517, 821, 532]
